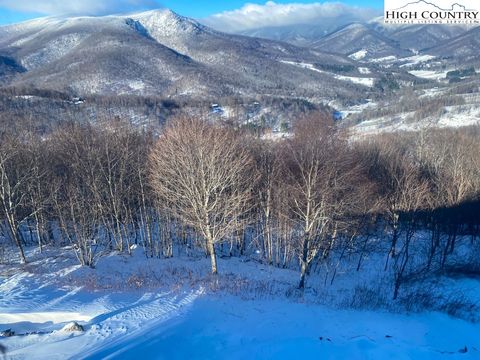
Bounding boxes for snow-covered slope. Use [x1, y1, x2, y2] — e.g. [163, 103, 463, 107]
[0, 9, 367, 102]
[280, 60, 376, 87]
[1, 246, 480, 359]
[351, 85, 480, 135]
[387, 24, 469, 52]
[311, 23, 411, 60]
[238, 23, 336, 47]
[425, 27, 480, 61]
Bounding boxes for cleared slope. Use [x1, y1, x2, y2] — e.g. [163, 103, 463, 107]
[1, 247, 479, 359]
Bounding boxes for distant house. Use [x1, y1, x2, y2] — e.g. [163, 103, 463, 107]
[72, 97, 85, 105]
[211, 104, 223, 114]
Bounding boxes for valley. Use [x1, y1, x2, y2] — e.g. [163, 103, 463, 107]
[0, 9, 478, 133]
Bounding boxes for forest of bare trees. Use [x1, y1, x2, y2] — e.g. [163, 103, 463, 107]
[0, 114, 479, 297]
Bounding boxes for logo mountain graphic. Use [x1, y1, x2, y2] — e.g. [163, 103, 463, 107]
[393, 0, 475, 11]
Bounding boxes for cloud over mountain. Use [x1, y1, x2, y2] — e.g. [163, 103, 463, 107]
[203, 1, 380, 32]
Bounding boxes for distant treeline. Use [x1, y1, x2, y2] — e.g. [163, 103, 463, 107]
[0, 85, 325, 135]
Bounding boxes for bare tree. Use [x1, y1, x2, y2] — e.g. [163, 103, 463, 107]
[149, 117, 256, 274]
[365, 135, 429, 267]
[280, 114, 366, 289]
[93, 119, 145, 253]
[415, 127, 480, 267]
[0, 133, 40, 263]
[252, 140, 282, 265]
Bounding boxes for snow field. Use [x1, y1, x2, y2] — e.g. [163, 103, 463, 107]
[0, 244, 479, 359]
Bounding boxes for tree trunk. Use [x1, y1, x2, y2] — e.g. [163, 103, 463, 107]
[299, 262, 307, 289]
[393, 276, 401, 300]
[298, 233, 310, 289]
[6, 215, 26, 264]
[385, 215, 399, 271]
[207, 238, 218, 275]
[34, 213, 43, 253]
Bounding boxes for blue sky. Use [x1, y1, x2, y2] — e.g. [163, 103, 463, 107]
[0, 0, 383, 25]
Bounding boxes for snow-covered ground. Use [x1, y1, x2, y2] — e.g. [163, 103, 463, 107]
[349, 49, 368, 60]
[353, 101, 480, 135]
[358, 67, 371, 74]
[399, 55, 436, 68]
[105, 296, 480, 360]
[367, 55, 397, 64]
[408, 69, 451, 82]
[280, 60, 376, 87]
[419, 87, 448, 98]
[334, 99, 377, 119]
[1, 246, 479, 359]
[333, 74, 375, 87]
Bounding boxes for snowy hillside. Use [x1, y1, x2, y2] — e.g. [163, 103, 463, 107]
[348, 78, 480, 135]
[1, 245, 480, 359]
[0, 9, 369, 104]
[311, 23, 412, 60]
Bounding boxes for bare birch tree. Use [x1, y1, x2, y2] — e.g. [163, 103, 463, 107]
[280, 114, 366, 289]
[0, 133, 40, 263]
[149, 117, 256, 274]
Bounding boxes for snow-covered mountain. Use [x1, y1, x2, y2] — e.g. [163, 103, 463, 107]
[237, 15, 368, 47]
[311, 23, 412, 60]
[0, 9, 373, 102]
[385, 24, 468, 51]
[1, 9, 478, 132]
[231, 16, 477, 62]
[425, 26, 480, 61]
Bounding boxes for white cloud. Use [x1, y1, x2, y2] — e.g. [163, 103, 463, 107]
[203, 1, 380, 32]
[0, 0, 158, 16]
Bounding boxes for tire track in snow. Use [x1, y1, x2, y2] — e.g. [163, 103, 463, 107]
[77, 288, 204, 359]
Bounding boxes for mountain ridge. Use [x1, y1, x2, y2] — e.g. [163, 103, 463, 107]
[0, 9, 374, 105]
